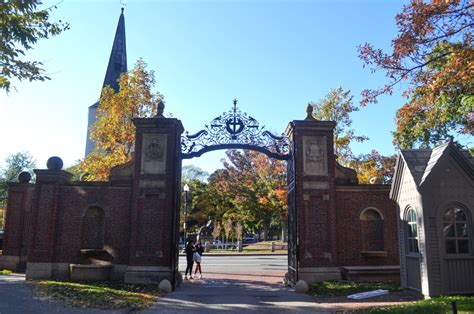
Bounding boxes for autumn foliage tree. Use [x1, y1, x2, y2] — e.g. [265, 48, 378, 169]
[208, 150, 287, 241]
[78, 59, 161, 181]
[359, 0, 473, 148]
[349, 150, 397, 184]
[0, 152, 36, 226]
[311, 87, 368, 165]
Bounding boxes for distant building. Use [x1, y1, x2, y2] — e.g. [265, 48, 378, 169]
[390, 140, 474, 297]
[85, 9, 127, 156]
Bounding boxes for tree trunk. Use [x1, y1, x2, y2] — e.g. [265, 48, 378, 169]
[263, 225, 269, 241]
[281, 220, 287, 242]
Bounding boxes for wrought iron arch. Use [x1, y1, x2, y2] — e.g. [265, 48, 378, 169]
[181, 100, 290, 160]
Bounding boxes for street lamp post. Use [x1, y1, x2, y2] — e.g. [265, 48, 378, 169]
[183, 184, 189, 244]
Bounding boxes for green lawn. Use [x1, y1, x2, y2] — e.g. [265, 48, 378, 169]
[30, 280, 161, 310]
[308, 280, 402, 297]
[364, 295, 474, 313]
[0, 269, 13, 275]
[308, 281, 474, 314]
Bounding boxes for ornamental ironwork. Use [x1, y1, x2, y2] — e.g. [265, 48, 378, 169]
[181, 100, 290, 160]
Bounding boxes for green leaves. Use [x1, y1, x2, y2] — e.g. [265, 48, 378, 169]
[311, 87, 368, 165]
[1, 0, 69, 92]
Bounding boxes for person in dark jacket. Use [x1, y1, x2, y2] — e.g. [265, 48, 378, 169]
[184, 240, 195, 280]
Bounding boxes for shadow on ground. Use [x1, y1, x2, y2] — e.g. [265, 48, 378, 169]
[144, 277, 324, 313]
[145, 276, 423, 314]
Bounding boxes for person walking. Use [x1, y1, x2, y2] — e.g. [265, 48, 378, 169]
[184, 240, 195, 280]
[193, 241, 203, 279]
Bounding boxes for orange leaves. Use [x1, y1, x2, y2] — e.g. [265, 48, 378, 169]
[359, 0, 473, 147]
[349, 150, 397, 184]
[258, 197, 269, 204]
[79, 59, 162, 181]
[207, 149, 288, 234]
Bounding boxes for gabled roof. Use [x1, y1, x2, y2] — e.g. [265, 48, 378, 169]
[419, 141, 451, 186]
[391, 140, 473, 200]
[399, 149, 432, 186]
[90, 9, 127, 108]
[398, 140, 473, 190]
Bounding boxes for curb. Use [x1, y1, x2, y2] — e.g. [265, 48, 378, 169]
[178, 253, 287, 257]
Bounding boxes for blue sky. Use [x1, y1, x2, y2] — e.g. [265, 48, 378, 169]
[0, 0, 409, 174]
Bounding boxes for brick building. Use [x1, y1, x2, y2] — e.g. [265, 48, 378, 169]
[0, 104, 400, 285]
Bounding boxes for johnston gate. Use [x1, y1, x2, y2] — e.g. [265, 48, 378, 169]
[0, 101, 399, 288]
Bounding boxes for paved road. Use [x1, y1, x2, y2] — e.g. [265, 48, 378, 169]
[179, 255, 286, 276]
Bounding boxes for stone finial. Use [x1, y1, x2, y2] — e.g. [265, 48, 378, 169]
[369, 176, 382, 184]
[80, 173, 91, 181]
[159, 279, 172, 293]
[18, 171, 32, 183]
[305, 103, 316, 121]
[295, 280, 309, 293]
[46, 156, 63, 171]
[156, 99, 165, 118]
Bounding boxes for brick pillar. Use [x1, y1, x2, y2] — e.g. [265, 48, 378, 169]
[286, 112, 340, 283]
[125, 114, 183, 285]
[26, 159, 72, 279]
[0, 180, 34, 271]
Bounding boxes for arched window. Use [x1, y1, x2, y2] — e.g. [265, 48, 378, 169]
[81, 206, 105, 249]
[443, 207, 470, 254]
[360, 208, 384, 251]
[406, 209, 419, 254]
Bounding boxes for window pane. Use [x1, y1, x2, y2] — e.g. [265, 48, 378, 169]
[444, 223, 455, 237]
[443, 208, 454, 221]
[411, 224, 418, 237]
[446, 240, 457, 254]
[454, 208, 467, 221]
[414, 239, 419, 253]
[458, 240, 470, 254]
[456, 223, 468, 238]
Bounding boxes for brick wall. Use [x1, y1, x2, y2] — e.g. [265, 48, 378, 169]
[335, 185, 399, 266]
[291, 120, 338, 268]
[1, 184, 34, 257]
[53, 184, 132, 264]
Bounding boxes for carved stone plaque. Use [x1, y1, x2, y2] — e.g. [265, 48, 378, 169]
[141, 134, 167, 174]
[303, 136, 327, 176]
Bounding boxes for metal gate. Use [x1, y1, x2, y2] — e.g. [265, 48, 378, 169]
[180, 99, 296, 282]
[18, 192, 34, 272]
[287, 155, 298, 285]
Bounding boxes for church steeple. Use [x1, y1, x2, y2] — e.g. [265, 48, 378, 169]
[102, 8, 127, 92]
[85, 9, 128, 156]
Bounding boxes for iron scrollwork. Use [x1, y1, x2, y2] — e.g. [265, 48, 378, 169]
[181, 100, 290, 160]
